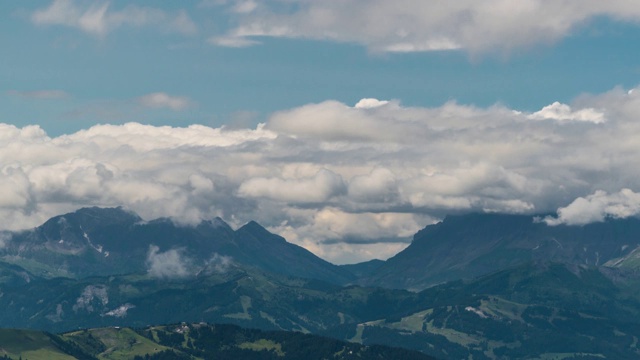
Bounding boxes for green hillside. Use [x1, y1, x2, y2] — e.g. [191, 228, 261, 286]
[0, 329, 75, 360]
[0, 324, 434, 360]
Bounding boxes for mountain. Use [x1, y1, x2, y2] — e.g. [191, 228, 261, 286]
[0, 261, 421, 334]
[360, 213, 640, 290]
[0, 323, 435, 360]
[353, 261, 640, 359]
[339, 259, 384, 278]
[4, 208, 640, 358]
[0, 207, 353, 285]
[2, 258, 640, 359]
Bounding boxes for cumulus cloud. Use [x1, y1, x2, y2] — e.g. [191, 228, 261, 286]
[528, 102, 605, 123]
[4, 87, 640, 263]
[146, 245, 191, 279]
[32, 0, 197, 37]
[354, 98, 390, 109]
[544, 189, 640, 226]
[137, 92, 194, 111]
[238, 169, 346, 203]
[209, 0, 640, 53]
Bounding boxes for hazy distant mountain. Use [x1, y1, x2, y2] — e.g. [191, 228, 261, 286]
[339, 259, 385, 278]
[360, 213, 640, 290]
[0, 207, 353, 284]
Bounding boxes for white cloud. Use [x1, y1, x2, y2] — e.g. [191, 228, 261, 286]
[103, 303, 135, 318]
[354, 98, 389, 109]
[212, 0, 640, 53]
[32, 0, 197, 37]
[4, 87, 640, 263]
[238, 169, 346, 203]
[544, 189, 640, 226]
[528, 102, 605, 123]
[146, 245, 191, 279]
[137, 93, 194, 111]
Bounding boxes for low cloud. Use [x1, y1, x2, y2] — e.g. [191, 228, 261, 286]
[544, 189, 640, 226]
[137, 92, 194, 111]
[2, 87, 640, 262]
[146, 245, 191, 279]
[198, 253, 233, 275]
[238, 169, 346, 203]
[528, 102, 605, 123]
[32, 0, 197, 37]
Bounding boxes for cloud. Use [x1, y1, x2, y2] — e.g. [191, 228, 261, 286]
[544, 189, 640, 226]
[32, 0, 197, 37]
[208, 35, 261, 48]
[137, 93, 194, 111]
[7, 90, 70, 99]
[4, 87, 640, 263]
[198, 253, 233, 275]
[528, 102, 605, 123]
[354, 98, 390, 109]
[238, 169, 346, 203]
[146, 245, 191, 279]
[212, 1, 640, 53]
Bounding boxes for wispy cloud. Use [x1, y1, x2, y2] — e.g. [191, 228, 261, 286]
[211, 0, 640, 53]
[31, 0, 197, 37]
[137, 92, 194, 111]
[7, 89, 70, 99]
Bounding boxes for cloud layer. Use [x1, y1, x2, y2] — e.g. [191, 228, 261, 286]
[2, 86, 640, 263]
[212, 0, 640, 53]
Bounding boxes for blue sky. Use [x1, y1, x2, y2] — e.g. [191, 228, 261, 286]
[2, 1, 640, 263]
[3, 1, 640, 135]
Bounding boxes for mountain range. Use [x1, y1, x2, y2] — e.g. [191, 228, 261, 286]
[2, 207, 640, 359]
[0, 207, 353, 284]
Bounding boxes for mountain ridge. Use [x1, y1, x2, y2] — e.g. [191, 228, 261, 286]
[359, 212, 640, 290]
[0, 206, 353, 285]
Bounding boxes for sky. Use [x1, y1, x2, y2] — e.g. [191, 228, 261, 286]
[2, 1, 640, 264]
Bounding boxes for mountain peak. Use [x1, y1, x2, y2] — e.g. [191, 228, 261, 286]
[41, 206, 142, 231]
[237, 220, 270, 235]
[196, 217, 234, 233]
